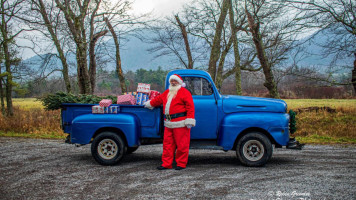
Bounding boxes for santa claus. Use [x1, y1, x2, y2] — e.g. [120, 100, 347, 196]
[144, 74, 196, 170]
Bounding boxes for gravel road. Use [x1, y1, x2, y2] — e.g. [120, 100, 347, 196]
[0, 137, 355, 200]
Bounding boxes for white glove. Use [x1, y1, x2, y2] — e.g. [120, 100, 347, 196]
[143, 101, 154, 110]
[143, 101, 149, 108]
[186, 124, 193, 129]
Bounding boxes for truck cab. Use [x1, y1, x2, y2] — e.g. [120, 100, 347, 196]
[61, 69, 302, 167]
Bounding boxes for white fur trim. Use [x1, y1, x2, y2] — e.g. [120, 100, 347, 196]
[164, 120, 186, 128]
[144, 101, 154, 110]
[181, 82, 186, 87]
[185, 118, 196, 127]
[165, 95, 173, 114]
[165, 85, 181, 114]
[169, 74, 183, 85]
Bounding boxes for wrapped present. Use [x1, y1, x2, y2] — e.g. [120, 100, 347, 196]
[136, 92, 143, 105]
[117, 94, 136, 105]
[92, 106, 104, 114]
[104, 107, 109, 113]
[149, 90, 161, 100]
[123, 92, 137, 97]
[142, 93, 148, 103]
[137, 83, 150, 93]
[109, 106, 119, 114]
[99, 99, 112, 107]
[136, 92, 149, 105]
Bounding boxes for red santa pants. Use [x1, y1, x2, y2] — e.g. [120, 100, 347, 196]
[161, 126, 191, 168]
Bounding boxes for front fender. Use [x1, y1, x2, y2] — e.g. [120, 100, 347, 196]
[218, 112, 290, 150]
[71, 113, 140, 146]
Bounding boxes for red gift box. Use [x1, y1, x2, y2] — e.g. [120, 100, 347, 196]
[117, 94, 136, 105]
[99, 99, 112, 107]
[149, 90, 161, 100]
[137, 83, 150, 93]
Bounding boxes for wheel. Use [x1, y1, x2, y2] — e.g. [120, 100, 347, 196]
[126, 147, 139, 154]
[236, 132, 273, 167]
[91, 131, 126, 166]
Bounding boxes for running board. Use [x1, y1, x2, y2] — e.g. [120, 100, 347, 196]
[190, 145, 224, 150]
[190, 140, 224, 150]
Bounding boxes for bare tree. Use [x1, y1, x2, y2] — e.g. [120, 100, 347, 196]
[284, 0, 356, 94]
[208, 0, 229, 82]
[104, 17, 127, 93]
[175, 14, 193, 69]
[228, 0, 242, 95]
[242, 0, 306, 98]
[0, 0, 24, 116]
[244, 1, 279, 98]
[88, 0, 107, 94]
[54, 0, 93, 94]
[100, 0, 149, 94]
[145, 15, 205, 69]
[17, 0, 73, 93]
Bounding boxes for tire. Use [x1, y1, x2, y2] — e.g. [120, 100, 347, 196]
[236, 132, 273, 167]
[91, 131, 126, 166]
[126, 147, 139, 154]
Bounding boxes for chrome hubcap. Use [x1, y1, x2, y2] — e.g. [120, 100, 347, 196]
[243, 140, 264, 161]
[98, 139, 118, 160]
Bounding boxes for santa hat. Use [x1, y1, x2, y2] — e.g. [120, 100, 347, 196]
[169, 74, 186, 87]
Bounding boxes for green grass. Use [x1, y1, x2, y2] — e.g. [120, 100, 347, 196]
[296, 135, 356, 144]
[2, 98, 356, 144]
[284, 99, 356, 110]
[0, 131, 66, 139]
[13, 98, 44, 110]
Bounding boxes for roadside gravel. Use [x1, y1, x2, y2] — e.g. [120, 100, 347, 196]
[0, 137, 355, 199]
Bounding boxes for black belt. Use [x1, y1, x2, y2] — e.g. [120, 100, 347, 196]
[164, 112, 187, 121]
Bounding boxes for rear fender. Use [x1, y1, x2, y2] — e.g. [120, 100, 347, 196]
[218, 112, 290, 150]
[71, 113, 140, 146]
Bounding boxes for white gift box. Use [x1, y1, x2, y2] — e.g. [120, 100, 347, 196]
[92, 106, 104, 114]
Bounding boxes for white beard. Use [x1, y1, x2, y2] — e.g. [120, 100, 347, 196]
[168, 85, 181, 100]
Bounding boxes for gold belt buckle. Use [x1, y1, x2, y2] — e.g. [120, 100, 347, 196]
[165, 114, 171, 121]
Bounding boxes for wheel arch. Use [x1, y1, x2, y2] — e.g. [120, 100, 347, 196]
[92, 127, 128, 147]
[232, 127, 277, 150]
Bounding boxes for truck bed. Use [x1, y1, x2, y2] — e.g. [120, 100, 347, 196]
[61, 103, 163, 141]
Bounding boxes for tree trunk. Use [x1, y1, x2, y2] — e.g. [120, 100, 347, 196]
[104, 17, 127, 93]
[55, 0, 91, 94]
[1, 2, 13, 116]
[208, 0, 229, 82]
[37, 0, 71, 93]
[4, 52, 12, 116]
[245, 8, 280, 99]
[175, 15, 193, 69]
[76, 43, 91, 94]
[216, 37, 233, 90]
[89, 30, 108, 94]
[352, 53, 356, 96]
[0, 66, 5, 115]
[228, 0, 242, 95]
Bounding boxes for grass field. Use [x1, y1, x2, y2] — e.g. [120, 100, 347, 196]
[1, 98, 355, 144]
[12, 98, 44, 110]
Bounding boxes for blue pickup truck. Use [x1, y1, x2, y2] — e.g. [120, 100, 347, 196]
[61, 69, 302, 167]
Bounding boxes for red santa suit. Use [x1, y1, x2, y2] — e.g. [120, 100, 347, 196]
[144, 74, 196, 169]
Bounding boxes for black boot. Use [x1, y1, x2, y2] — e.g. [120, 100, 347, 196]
[157, 166, 169, 170]
[175, 166, 185, 170]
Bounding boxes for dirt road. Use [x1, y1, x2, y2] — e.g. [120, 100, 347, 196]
[0, 137, 355, 199]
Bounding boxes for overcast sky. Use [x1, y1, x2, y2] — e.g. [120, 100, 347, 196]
[19, 0, 191, 59]
[132, 0, 190, 16]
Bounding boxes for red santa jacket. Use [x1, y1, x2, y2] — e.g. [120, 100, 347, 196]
[146, 87, 196, 128]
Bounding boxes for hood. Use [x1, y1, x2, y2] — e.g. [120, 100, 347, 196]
[222, 95, 287, 114]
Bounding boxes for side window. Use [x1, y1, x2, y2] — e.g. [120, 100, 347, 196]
[182, 77, 213, 96]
